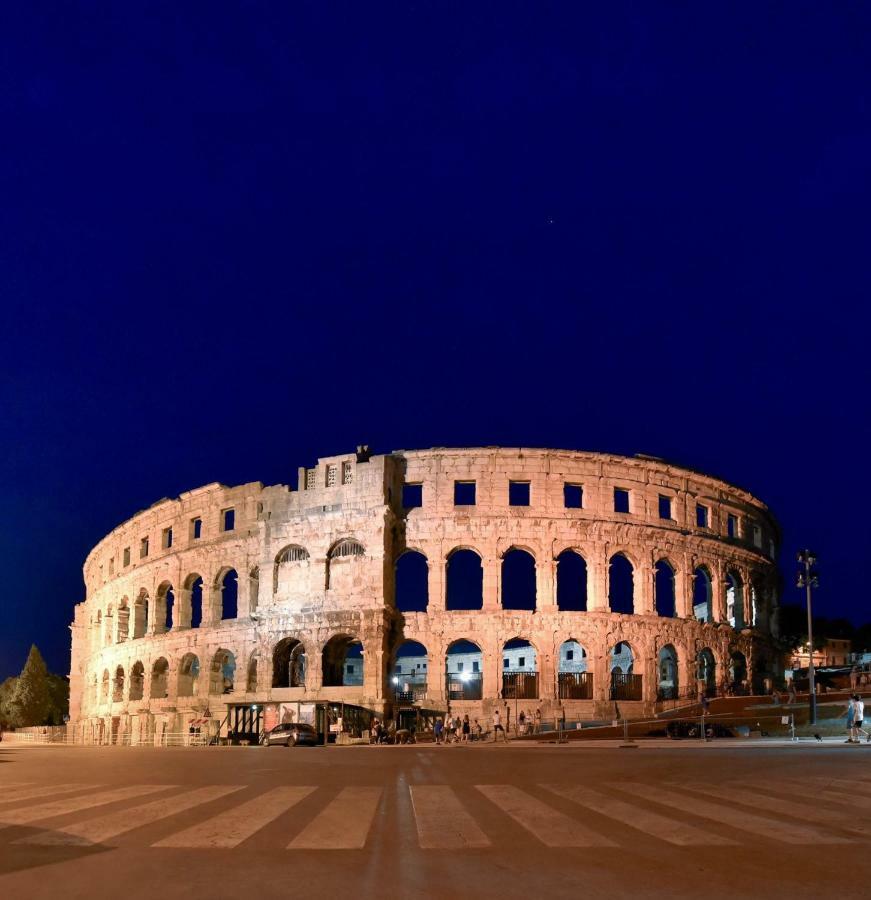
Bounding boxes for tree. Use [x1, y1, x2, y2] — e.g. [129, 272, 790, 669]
[10, 645, 51, 727]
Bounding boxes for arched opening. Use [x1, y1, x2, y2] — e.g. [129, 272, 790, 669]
[219, 570, 238, 620]
[112, 666, 124, 703]
[155, 582, 174, 633]
[325, 539, 365, 591]
[94, 611, 102, 650]
[246, 653, 259, 692]
[750, 581, 761, 628]
[654, 560, 676, 618]
[395, 551, 429, 612]
[133, 591, 148, 639]
[272, 638, 307, 688]
[609, 642, 641, 700]
[273, 545, 309, 594]
[129, 661, 144, 701]
[392, 639, 428, 699]
[445, 548, 483, 610]
[556, 550, 587, 611]
[185, 574, 204, 629]
[692, 567, 713, 623]
[558, 640, 592, 698]
[609, 554, 635, 614]
[658, 645, 679, 700]
[501, 548, 536, 611]
[445, 639, 483, 700]
[730, 651, 748, 693]
[104, 605, 114, 646]
[248, 567, 259, 613]
[726, 571, 745, 629]
[88, 673, 98, 708]
[178, 653, 200, 698]
[164, 587, 175, 630]
[151, 658, 169, 699]
[210, 649, 236, 694]
[697, 648, 717, 697]
[101, 669, 110, 704]
[322, 636, 363, 687]
[117, 598, 129, 642]
[501, 638, 538, 699]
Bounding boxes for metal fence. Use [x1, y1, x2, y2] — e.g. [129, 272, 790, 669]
[447, 673, 483, 701]
[609, 672, 643, 701]
[558, 672, 593, 700]
[502, 673, 539, 700]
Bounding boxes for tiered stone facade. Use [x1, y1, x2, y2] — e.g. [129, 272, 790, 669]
[70, 446, 781, 743]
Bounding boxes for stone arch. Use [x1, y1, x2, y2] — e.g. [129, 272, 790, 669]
[556, 550, 587, 611]
[273, 545, 310, 594]
[248, 567, 259, 613]
[129, 661, 144, 701]
[178, 653, 200, 698]
[692, 566, 713, 623]
[322, 635, 363, 687]
[392, 639, 428, 695]
[502, 637, 539, 699]
[658, 644, 679, 699]
[325, 539, 365, 591]
[155, 581, 174, 632]
[730, 650, 748, 691]
[609, 553, 635, 614]
[445, 639, 483, 700]
[395, 550, 429, 612]
[100, 668, 110, 703]
[104, 604, 114, 646]
[210, 649, 236, 694]
[272, 638, 307, 688]
[246, 652, 259, 692]
[445, 547, 483, 611]
[654, 559, 676, 618]
[151, 657, 169, 699]
[133, 590, 149, 639]
[215, 569, 238, 620]
[725, 569, 745, 629]
[112, 665, 124, 703]
[609, 640, 641, 700]
[697, 647, 717, 696]
[94, 610, 103, 649]
[501, 548, 536, 611]
[184, 574, 204, 629]
[557, 639, 591, 699]
[117, 597, 130, 643]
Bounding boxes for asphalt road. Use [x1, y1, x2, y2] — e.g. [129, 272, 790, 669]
[1, 741, 870, 899]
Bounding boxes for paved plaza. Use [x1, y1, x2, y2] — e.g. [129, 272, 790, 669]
[1, 742, 870, 898]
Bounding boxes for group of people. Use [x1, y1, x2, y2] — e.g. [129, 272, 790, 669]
[369, 717, 416, 744]
[433, 714, 481, 743]
[846, 694, 869, 743]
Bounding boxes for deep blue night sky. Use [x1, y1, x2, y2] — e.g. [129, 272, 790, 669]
[1, 4, 869, 679]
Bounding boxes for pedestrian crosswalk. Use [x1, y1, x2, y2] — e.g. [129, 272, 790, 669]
[1, 777, 868, 851]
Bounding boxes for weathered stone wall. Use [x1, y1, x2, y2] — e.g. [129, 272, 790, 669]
[70, 446, 781, 740]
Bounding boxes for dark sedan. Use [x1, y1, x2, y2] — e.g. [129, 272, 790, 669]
[265, 722, 319, 747]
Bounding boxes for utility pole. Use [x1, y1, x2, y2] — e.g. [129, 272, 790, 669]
[796, 550, 820, 726]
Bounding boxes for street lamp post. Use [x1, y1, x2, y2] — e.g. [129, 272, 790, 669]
[796, 550, 820, 726]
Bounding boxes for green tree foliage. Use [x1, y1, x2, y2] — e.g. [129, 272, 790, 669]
[9, 645, 51, 727]
[0, 677, 18, 729]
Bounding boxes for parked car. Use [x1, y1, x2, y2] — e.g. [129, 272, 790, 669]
[265, 722, 318, 747]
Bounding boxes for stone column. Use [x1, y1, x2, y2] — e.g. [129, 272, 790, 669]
[117, 605, 130, 642]
[538, 636, 556, 700]
[205, 584, 223, 626]
[637, 565, 655, 615]
[482, 641, 501, 701]
[587, 550, 609, 611]
[237, 571, 252, 619]
[427, 640, 445, 703]
[537, 559, 557, 611]
[428, 555, 445, 612]
[713, 566, 727, 623]
[676, 569, 692, 619]
[175, 588, 192, 629]
[482, 556, 499, 611]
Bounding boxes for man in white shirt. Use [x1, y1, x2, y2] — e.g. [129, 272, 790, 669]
[492, 709, 506, 742]
[851, 695, 869, 743]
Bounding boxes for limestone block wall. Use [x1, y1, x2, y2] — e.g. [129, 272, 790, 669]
[70, 446, 781, 739]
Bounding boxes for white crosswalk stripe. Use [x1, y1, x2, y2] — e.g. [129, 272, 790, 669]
[410, 785, 491, 849]
[0, 785, 169, 828]
[0, 784, 99, 805]
[677, 781, 871, 837]
[288, 786, 381, 849]
[155, 786, 314, 849]
[544, 783, 737, 846]
[618, 782, 853, 844]
[16, 786, 242, 846]
[476, 784, 617, 847]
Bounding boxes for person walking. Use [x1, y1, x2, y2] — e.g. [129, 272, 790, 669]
[534, 707, 542, 734]
[518, 709, 526, 736]
[852, 695, 869, 743]
[462, 714, 470, 743]
[434, 716, 444, 745]
[846, 695, 856, 742]
[473, 719, 483, 741]
[492, 708, 506, 742]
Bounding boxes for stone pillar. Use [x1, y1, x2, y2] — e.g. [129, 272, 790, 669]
[713, 567, 727, 623]
[637, 565, 655, 615]
[587, 550, 609, 611]
[427, 640, 445, 703]
[676, 569, 692, 619]
[428, 556, 445, 612]
[483, 556, 499, 612]
[538, 637, 556, 699]
[237, 571, 252, 619]
[482, 643, 501, 701]
[537, 559, 557, 611]
[205, 584, 223, 626]
[175, 588, 192, 629]
[117, 605, 130, 642]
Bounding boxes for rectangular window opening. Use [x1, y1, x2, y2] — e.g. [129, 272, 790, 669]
[123, 547, 130, 567]
[614, 488, 630, 514]
[457, 661, 464, 672]
[696, 504, 709, 528]
[402, 483, 423, 509]
[342, 461, 352, 485]
[222, 508, 235, 532]
[658, 495, 673, 520]
[191, 517, 202, 540]
[326, 465, 337, 487]
[305, 468, 316, 490]
[509, 480, 530, 507]
[454, 480, 476, 506]
[752, 524, 762, 548]
[162, 527, 173, 549]
[139, 537, 149, 559]
[727, 514, 738, 538]
[472, 661, 479, 672]
[564, 483, 583, 509]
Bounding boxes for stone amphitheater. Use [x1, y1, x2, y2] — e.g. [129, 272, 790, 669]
[69, 446, 782, 744]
